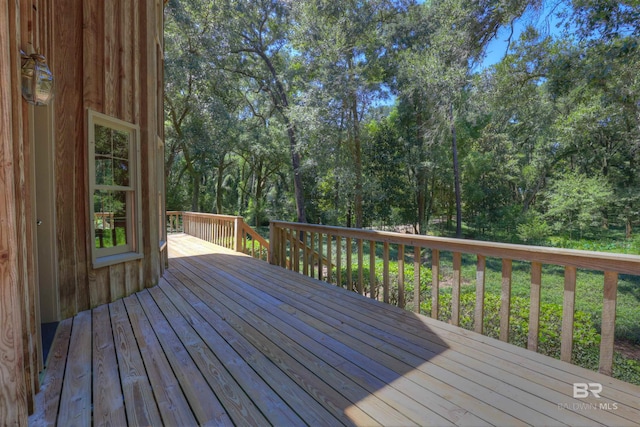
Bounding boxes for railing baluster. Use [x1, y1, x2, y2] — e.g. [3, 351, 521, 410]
[475, 255, 486, 334]
[561, 266, 577, 362]
[357, 239, 364, 295]
[500, 259, 512, 342]
[336, 236, 342, 288]
[293, 230, 300, 273]
[369, 241, 376, 299]
[383, 242, 390, 303]
[318, 233, 324, 281]
[414, 246, 420, 313]
[346, 237, 352, 292]
[599, 271, 618, 375]
[326, 234, 332, 283]
[432, 249, 440, 320]
[302, 231, 308, 276]
[310, 232, 316, 278]
[398, 244, 405, 309]
[452, 252, 462, 326]
[528, 262, 542, 351]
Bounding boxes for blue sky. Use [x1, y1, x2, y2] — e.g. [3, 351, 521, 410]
[479, 1, 571, 69]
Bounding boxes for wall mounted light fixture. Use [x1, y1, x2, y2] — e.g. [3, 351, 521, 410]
[21, 49, 54, 106]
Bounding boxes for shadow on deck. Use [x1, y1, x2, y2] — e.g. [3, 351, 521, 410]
[30, 234, 640, 426]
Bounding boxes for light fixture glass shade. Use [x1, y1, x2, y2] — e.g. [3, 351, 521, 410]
[21, 51, 54, 106]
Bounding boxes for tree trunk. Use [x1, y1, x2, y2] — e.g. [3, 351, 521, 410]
[254, 160, 264, 227]
[351, 101, 363, 228]
[347, 50, 363, 228]
[256, 50, 306, 223]
[191, 172, 200, 212]
[416, 107, 427, 235]
[449, 103, 462, 238]
[216, 162, 225, 214]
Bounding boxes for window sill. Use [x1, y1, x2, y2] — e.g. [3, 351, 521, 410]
[93, 251, 144, 269]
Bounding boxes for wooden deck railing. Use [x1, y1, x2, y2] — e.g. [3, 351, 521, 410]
[269, 220, 640, 376]
[167, 211, 183, 233]
[166, 211, 269, 261]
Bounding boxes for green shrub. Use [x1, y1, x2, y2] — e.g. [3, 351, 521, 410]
[332, 261, 432, 304]
[517, 212, 552, 243]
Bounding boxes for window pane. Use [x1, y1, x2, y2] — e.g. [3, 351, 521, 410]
[94, 124, 130, 187]
[95, 156, 113, 186]
[113, 159, 129, 187]
[94, 190, 129, 249]
[94, 124, 112, 156]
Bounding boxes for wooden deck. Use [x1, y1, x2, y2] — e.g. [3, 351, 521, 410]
[30, 234, 640, 426]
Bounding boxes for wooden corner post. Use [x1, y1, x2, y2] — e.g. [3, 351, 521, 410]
[268, 222, 277, 265]
[233, 217, 242, 253]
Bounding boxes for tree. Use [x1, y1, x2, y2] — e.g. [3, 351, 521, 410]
[290, 0, 407, 227]
[392, 0, 538, 236]
[544, 171, 614, 238]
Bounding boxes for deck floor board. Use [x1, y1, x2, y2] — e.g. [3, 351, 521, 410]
[30, 233, 640, 426]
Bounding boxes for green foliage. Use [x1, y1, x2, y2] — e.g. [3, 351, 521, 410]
[332, 259, 432, 304]
[517, 212, 552, 243]
[544, 172, 614, 239]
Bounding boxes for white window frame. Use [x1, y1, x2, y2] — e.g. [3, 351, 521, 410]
[88, 109, 143, 268]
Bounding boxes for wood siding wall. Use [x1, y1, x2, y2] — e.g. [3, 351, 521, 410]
[55, 0, 166, 317]
[0, 1, 165, 422]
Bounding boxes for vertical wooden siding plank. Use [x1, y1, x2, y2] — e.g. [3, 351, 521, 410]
[109, 263, 126, 302]
[104, 1, 117, 117]
[121, 0, 134, 123]
[0, 3, 28, 418]
[83, 0, 104, 110]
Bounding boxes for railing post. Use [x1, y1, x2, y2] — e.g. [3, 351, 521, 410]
[268, 222, 277, 265]
[499, 259, 512, 342]
[561, 266, 577, 363]
[234, 217, 243, 253]
[599, 271, 618, 376]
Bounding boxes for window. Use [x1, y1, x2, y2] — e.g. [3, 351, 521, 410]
[88, 110, 143, 268]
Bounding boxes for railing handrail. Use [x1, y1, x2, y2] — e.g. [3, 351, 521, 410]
[183, 211, 242, 221]
[270, 220, 640, 275]
[239, 222, 269, 249]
